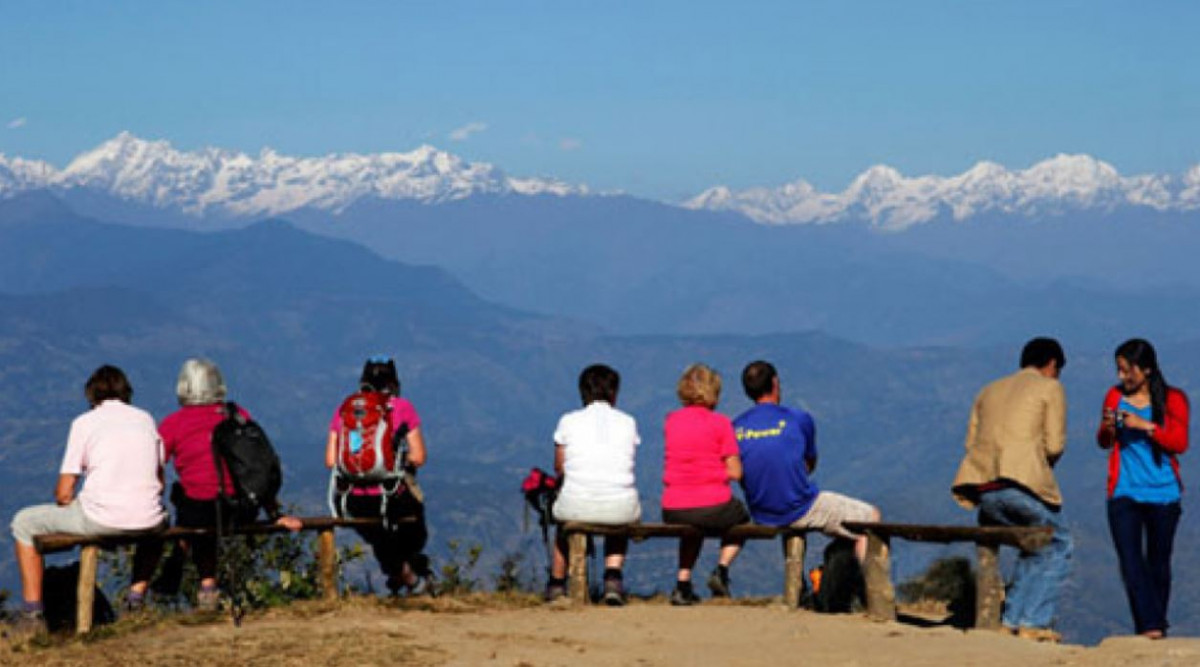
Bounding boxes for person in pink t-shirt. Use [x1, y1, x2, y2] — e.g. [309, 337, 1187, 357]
[326, 357, 430, 596]
[661, 363, 750, 606]
[129, 359, 301, 611]
[9, 366, 167, 631]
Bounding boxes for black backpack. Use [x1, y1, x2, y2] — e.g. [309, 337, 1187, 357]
[211, 401, 283, 625]
[211, 401, 282, 519]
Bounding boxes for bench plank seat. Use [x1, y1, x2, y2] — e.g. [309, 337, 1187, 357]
[32, 517, 396, 554]
[843, 521, 1053, 553]
[560, 521, 800, 541]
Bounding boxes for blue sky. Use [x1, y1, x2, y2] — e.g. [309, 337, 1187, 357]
[2, 1, 1198, 200]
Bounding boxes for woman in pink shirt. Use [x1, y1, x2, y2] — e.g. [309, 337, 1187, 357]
[662, 363, 749, 605]
[326, 357, 430, 595]
[130, 359, 300, 611]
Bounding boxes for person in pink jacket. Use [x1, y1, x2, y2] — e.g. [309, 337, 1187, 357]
[129, 358, 301, 612]
[661, 363, 749, 605]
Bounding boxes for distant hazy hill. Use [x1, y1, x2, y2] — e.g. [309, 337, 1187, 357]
[279, 194, 1200, 348]
[1, 196, 1197, 643]
[29, 182, 1200, 346]
[5, 135, 1200, 347]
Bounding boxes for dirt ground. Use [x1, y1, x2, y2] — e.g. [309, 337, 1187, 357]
[4, 596, 1199, 667]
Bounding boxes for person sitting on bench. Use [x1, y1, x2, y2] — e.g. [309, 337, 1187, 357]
[9, 366, 167, 634]
[733, 361, 880, 562]
[543, 364, 642, 605]
[661, 363, 750, 605]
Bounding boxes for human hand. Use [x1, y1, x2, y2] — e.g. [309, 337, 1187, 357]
[1120, 411, 1155, 434]
[276, 515, 304, 532]
[1101, 408, 1118, 431]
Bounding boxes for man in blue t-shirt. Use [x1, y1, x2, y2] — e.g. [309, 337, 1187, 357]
[733, 360, 880, 562]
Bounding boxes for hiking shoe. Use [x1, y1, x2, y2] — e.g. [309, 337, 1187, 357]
[669, 586, 700, 607]
[707, 567, 731, 598]
[4, 610, 46, 642]
[602, 578, 626, 607]
[407, 575, 433, 598]
[386, 575, 405, 597]
[196, 588, 220, 613]
[1017, 627, 1062, 643]
[123, 593, 147, 615]
[544, 582, 567, 603]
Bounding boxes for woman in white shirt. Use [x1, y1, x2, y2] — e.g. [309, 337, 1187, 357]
[545, 364, 641, 606]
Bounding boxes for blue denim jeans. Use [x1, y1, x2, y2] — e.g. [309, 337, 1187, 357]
[977, 487, 1073, 629]
[1107, 497, 1182, 634]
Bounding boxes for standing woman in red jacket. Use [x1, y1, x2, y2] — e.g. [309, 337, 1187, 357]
[1097, 339, 1190, 639]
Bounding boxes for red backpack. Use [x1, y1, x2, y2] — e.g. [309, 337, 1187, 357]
[334, 390, 402, 483]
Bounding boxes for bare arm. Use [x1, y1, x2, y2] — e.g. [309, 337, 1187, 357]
[406, 427, 427, 468]
[724, 454, 743, 482]
[325, 431, 337, 469]
[554, 443, 565, 477]
[806, 457, 817, 475]
[55, 474, 78, 505]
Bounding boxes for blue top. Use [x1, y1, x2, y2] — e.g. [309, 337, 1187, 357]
[733, 403, 819, 526]
[1113, 398, 1181, 503]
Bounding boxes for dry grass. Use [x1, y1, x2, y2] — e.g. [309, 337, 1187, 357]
[6, 594, 1200, 667]
[0, 591, 771, 665]
[0, 595, 461, 666]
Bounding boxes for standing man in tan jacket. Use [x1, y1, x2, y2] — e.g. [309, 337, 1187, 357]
[952, 337, 1073, 642]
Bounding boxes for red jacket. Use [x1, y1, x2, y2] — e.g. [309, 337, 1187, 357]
[1096, 386, 1190, 498]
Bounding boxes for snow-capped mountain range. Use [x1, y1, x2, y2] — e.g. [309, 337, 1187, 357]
[0, 132, 587, 217]
[687, 156, 1200, 228]
[3, 132, 1200, 227]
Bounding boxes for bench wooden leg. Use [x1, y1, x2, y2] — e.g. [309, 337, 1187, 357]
[861, 532, 896, 621]
[76, 545, 99, 634]
[783, 534, 806, 609]
[567, 532, 588, 605]
[319, 528, 338, 601]
[975, 543, 1003, 629]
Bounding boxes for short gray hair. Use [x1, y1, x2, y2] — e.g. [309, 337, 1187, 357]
[176, 358, 227, 406]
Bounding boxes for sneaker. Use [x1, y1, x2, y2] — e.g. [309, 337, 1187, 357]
[196, 587, 220, 613]
[385, 574, 405, 597]
[544, 582, 567, 603]
[407, 575, 433, 598]
[123, 593, 147, 615]
[602, 578, 626, 607]
[707, 567, 731, 598]
[1016, 627, 1062, 643]
[669, 586, 700, 607]
[5, 610, 46, 642]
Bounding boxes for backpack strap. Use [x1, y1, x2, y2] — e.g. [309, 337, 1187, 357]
[380, 486, 392, 531]
[225, 401, 243, 425]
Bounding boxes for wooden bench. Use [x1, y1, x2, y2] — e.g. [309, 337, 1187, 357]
[560, 522, 812, 607]
[33, 516, 402, 634]
[842, 521, 1054, 628]
[562, 520, 1052, 629]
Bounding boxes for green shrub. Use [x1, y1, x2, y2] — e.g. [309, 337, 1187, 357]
[493, 551, 534, 593]
[898, 556, 976, 612]
[98, 525, 362, 612]
[438, 540, 482, 595]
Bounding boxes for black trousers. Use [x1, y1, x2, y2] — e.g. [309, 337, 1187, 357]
[343, 491, 429, 583]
